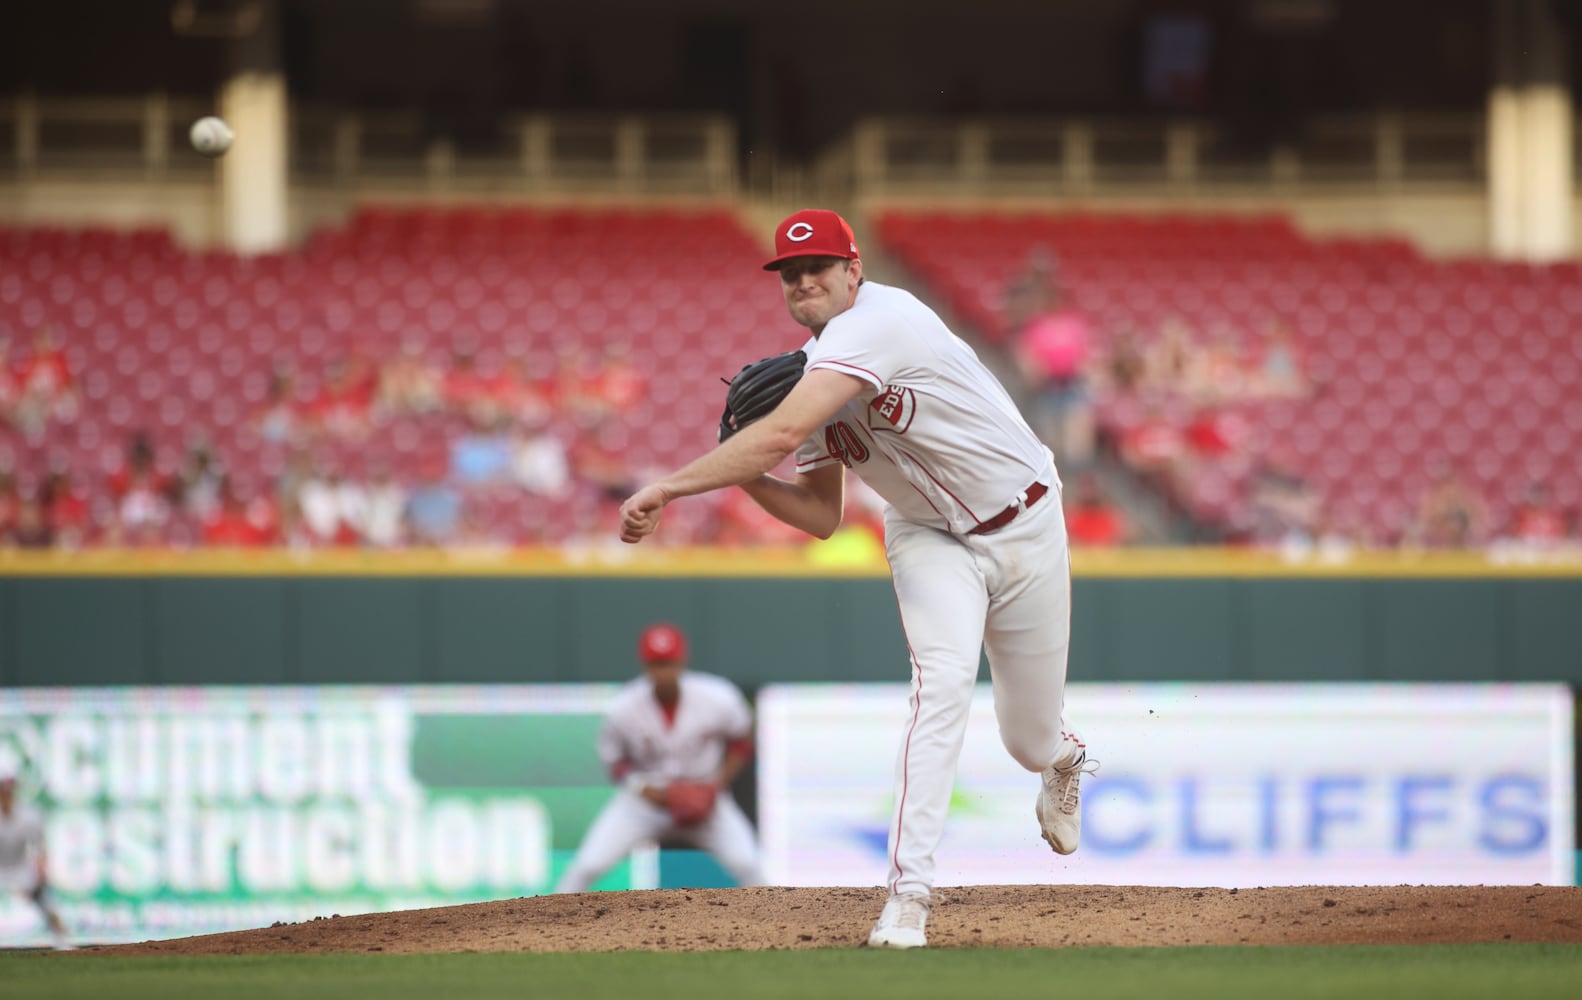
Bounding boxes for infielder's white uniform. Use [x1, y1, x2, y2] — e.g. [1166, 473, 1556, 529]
[0, 802, 46, 894]
[554, 672, 766, 892]
[794, 281, 1083, 898]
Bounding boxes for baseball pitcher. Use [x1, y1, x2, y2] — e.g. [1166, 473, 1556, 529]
[618, 209, 1095, 949]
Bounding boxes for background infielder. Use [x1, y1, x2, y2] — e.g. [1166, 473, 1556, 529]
[618, 209, 1096, 949]
[554, 622, 766, 893]
[0, 764, 72, 950]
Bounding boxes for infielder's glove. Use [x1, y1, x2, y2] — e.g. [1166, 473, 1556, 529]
[718, 349, 807, 442]
[665, 780, 719, 826]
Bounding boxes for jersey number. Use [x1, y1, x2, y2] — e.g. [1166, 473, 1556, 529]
[825, 421, 870, 468]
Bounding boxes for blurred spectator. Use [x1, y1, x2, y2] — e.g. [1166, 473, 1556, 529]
[1501, 481, 1567, 551]
[7, 498, 52, 549]
[304, 356, 375, 440]
[1183, 403, 1250, 462]
[1248, 450, 1319, 547]
[513, 414, 573, 498]
[443, 348, 492, 420]
[40, 470, 90, 550]
[269, 494, 314, 551]
[1001, 245, 1060, 344]
[1117, 400, 1187, 479]
[711, 487, 813, 547]
[1408, 463, 1487, 549]
[0, 470, 21, 541]
[407, 462, 463, 546]
[550, 345, 608, 424]
[255, 368, 301, 444]
[376, 339, 444, 417]
[1248, 318, 1309, 399]
[1012, 262, 1096, 469]
[569, 417, 636, 504]
[1065, 474, 1131, 547]
[107, 431, 172, 502]
[1146, 316, 1197, 395]
[1191, 328, 1249, 402]
[450, 412, 515, 486]
[492, 354, 553, 426]
[201, 481, 274, 548]
[12, 328, 78, 434]
[176, 441, 226, 520]
[0, 336, 17, 427]
[297, 466, 366, 546]
[1095, 325, 1148, 395]
[115, 464, 172, 546]
[361, 465, 409, 549]
[587, 342, 648, 418]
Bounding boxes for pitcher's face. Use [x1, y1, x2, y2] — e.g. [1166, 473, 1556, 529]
[779, 257, 861, 332]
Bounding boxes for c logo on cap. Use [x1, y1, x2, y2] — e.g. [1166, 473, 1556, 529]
[786, 222, 814, 242]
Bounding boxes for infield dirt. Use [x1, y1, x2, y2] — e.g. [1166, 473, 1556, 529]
[78, 885, 1582, 955]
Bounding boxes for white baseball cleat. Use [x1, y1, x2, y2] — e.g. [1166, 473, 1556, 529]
[867, 891, 931, 949]
[1036, 751, 1100, 855]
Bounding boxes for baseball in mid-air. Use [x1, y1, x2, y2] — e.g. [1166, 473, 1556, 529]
[189, 116, 233, 158]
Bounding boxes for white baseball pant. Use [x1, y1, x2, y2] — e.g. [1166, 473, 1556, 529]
[880, 476, 1080, 897]
[554, 789, 766, 893]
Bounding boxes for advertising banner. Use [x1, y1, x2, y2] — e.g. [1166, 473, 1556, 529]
[0, 685, 635, 946]
[758, 683, 1575, 889]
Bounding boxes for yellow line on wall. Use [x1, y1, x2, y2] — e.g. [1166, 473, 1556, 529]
[2, 547, 1580, 579]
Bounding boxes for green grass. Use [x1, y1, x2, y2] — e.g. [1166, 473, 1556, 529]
[4, 943, 1580, 1000]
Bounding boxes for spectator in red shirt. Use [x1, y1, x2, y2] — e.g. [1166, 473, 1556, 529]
[549, 345, 604, 422]
[1118, 401, 1186, 477]
[201, 481, 274, 548]
[107, 431, 178, 504]
[588, 342, 648, 418]
[13, 328, 78, 432]
[442, 348, 492, 416]
[711, 485, 811, 547]
[1184, 403, 1250, 460]
[1065, 474, 1131, 548]
[305, 356, 375, 439]
[1504, 481, 1567, 551]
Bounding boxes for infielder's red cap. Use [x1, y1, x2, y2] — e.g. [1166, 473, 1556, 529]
[763, 209, 861, 271]
[638, 622, 688, 663]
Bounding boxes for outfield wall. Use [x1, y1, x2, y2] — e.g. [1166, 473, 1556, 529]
[1, 551, 1579, 688]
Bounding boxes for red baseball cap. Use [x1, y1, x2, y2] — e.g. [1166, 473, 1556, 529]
[763, 209, 861, 271]
[638, 622, 688, 664]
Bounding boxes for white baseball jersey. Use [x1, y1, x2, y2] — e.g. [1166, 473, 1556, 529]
[785, 279, 1083, 901]
[0, 803, 45, 892]
[793, 281, 1056, 534]
[598, 672, 753, 787]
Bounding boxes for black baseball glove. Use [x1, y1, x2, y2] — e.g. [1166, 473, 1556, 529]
[718, 349, 807, 442]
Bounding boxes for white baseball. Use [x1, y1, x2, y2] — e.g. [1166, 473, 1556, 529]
[189, 116, 234, 158]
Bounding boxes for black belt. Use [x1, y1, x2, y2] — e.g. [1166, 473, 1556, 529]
[967, 481, 1049, 536]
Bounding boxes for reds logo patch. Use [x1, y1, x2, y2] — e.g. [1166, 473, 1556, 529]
[868, 386, 915, 434]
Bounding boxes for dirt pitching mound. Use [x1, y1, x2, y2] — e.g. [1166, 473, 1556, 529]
[78, 885, 1582, 955]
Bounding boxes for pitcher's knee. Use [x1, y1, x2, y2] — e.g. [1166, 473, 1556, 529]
[1001, 732, 1061, 773]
